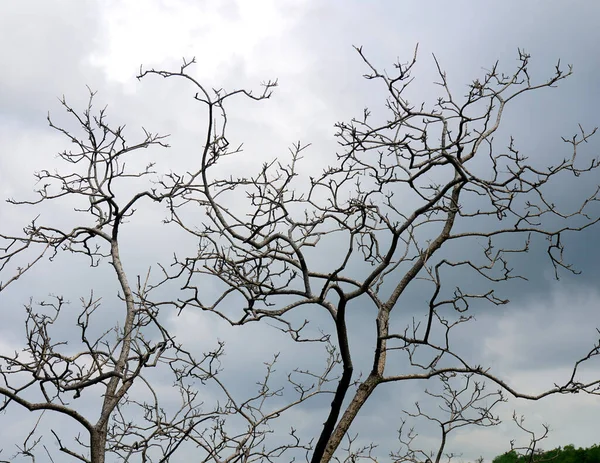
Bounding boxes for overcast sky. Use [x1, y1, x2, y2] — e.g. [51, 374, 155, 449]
[1, 1, 599, 462]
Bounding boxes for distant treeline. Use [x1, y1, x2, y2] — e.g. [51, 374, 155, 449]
[492, 444, 600, 463]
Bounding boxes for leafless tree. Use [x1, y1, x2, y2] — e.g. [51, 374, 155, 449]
[0, 89, 337, 462]
[391, 373, 505, 463]
[1, 46, 600, 462]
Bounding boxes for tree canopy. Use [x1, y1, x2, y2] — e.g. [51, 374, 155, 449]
[492, 444, 600, 463]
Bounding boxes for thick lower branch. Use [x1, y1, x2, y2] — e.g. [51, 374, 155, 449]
[312, 297, 353, 463]
[0, 386, 93, 431]
[320, 374, 382, 463]
[311, 364, 353, 463]
[315, 310, 389, 463]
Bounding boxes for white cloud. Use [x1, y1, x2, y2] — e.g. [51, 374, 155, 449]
[89, 0, 310, 85]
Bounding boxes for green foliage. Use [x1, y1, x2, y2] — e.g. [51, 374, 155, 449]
[491, 444, 600, 463]
[492, 450, 521, 463]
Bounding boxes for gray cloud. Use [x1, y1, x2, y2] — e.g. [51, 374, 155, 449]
[1, 1, 599, 462]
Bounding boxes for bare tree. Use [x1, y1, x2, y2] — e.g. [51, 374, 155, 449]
[1, 46, 599, 462]
[0, 90, 336, 462]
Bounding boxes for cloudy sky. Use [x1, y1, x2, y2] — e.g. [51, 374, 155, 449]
[1, 1, 599, 462]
